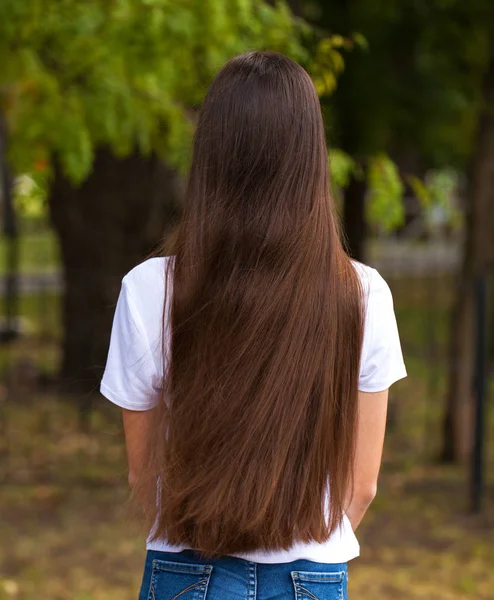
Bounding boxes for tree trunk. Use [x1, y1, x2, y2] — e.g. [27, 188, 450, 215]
[343, 176, 367, 262]
[441, 47, 494, 462]
[441, 277, 476, 462]
[0, 112, 20, 343]
[48, 149, 183, 396]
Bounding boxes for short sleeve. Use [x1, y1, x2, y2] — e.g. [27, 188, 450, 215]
[100, 279, 161, 411]
[358, 269, 407, 393]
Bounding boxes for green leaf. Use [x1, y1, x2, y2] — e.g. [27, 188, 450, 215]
[329, 149, 358, 189]
[308, 36, 348, 97]
[367, 154, 405, 231]
[352, 32, 369, 52]
[329, 34, 345, 48]
[13, 174, 47, 219]
[422, 168, 462, 228]
[407, 174, 432, 208]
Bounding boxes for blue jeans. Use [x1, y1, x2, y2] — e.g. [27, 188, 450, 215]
[139, 550, 348, 600]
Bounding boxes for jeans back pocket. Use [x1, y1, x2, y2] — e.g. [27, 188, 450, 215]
[291, 569, 347, 600]
[148, 559, 213, 600]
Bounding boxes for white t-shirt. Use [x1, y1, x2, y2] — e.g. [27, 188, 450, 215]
[100, 256, 406, 564]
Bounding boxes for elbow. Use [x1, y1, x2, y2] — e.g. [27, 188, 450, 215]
[128, 471, 139, 490]
[355, 482, 377, 508]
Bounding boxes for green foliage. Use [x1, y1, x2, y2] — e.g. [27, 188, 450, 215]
[1, 0, 439, 234]
[13, 173, 48, 220]
[330, 150, 408, 232]
[408, 168, 461, 223]
[329, 154, 461, 231]
[351, 32, 369, 52]
[424, 168, 463, 228]
[0, 0, 312, 184]
[329, 149, 358, 190]
[313, 0, 493, 168]
[309, 35, 348, 96]
[407, 175, 432, 208]
[312, 0, 494, 235]
[426, 169, 459, 208]
[367, 154, 405, 231]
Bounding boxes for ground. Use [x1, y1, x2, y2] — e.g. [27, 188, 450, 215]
[0, 364, 492, 600]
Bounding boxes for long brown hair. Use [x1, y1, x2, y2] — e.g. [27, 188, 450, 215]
[139, 51, 364, 557]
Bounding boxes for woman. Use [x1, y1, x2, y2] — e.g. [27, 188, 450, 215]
[101, 51, 406, 600]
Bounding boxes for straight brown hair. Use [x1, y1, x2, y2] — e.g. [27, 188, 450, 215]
[138, 51, 364, 557]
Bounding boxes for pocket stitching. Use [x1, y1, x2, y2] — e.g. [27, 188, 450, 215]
[152, 559, 213, 576]
[169, 578, 209, 600]
[148, 560, 213, 600]
[291, 570, 345, 583]
[291, 570, 346, 600]
[293, 583, 320, 600]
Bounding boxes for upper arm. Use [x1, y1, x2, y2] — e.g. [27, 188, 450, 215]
[122, 408, 155, 486]
[353, 268, 405, 497]
[353, 389, 389, 496]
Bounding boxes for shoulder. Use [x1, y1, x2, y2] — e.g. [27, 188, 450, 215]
[122, 256, 171, 289]
[119, 256, 174, 340]
[351, 260, 393, 309]
[121, 255, 175, 303]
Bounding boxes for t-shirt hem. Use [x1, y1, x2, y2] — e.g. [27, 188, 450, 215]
[146, 513, 361, 565]
[145, 540, 361, 564]
[99, 382, 154, 411]
[358, 368, 407, 393]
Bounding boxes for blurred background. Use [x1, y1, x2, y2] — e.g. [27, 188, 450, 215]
[0, 1, 493, 599]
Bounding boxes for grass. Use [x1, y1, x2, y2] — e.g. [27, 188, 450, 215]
[0, 293, 61, 378]
[0, 231, 59, 275]
[0, 292, 61, 334]
[0, 357, 492, 600]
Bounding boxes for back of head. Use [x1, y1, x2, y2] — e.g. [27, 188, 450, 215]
[142, 51, 364, 556]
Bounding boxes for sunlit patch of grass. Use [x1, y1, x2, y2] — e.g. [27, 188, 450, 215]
[0, 292, 61, 337]
[0, 231, 59, 275]
[0, 294, 61, 381]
